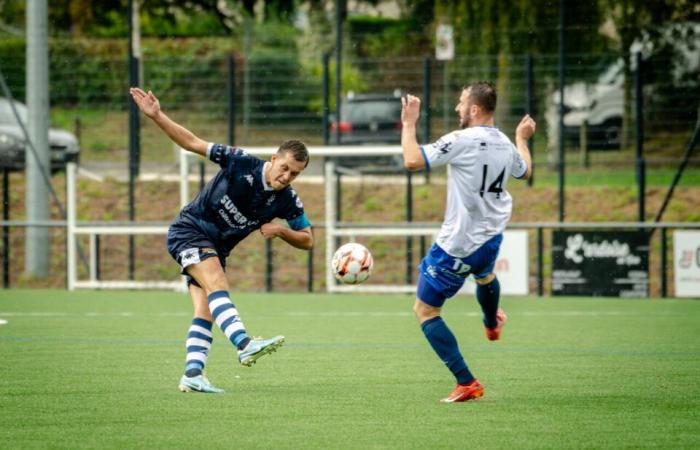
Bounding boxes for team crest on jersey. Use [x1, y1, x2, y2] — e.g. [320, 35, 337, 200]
[244, 174, 254, 186]
[290, 189, 303, 209]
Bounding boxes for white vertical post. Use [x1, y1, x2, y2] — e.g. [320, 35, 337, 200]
[89, 234, 97, 281]
[179, 146, 189, 208]
[324, 160, 336, 292]
[25, 0, 50, 277]
[66, 161, 76, 290]
[178, 146, 191, 292]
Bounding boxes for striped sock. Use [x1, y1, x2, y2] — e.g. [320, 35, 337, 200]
[184, 317, 213, 377]
[208, 290, 250, 350]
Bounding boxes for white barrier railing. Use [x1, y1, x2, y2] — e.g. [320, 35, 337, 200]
[63, 146, 700, 295]
[66, 145, 407, 291]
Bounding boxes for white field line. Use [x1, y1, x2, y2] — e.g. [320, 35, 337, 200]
[0, 312, 188, 317]
[0, 310, 686, 318]
[286, 310, 670, 317]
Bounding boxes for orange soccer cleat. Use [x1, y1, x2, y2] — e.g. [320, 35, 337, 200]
[484, 308, 507, 341]
[440, 379, 485, 403]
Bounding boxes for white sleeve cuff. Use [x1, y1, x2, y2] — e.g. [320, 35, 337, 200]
[206, 142, 214, 159]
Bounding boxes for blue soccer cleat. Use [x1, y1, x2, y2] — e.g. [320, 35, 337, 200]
[178, 374, 224, 393]
[238, 335, 285, 366]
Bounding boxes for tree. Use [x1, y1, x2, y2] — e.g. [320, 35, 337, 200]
[601, 0, 700, 146]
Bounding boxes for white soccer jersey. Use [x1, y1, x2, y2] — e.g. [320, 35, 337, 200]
[421, 125, 528, 258]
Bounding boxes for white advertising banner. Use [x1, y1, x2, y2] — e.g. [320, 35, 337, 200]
[673, 230, 700, 298]
[459, 230, 529, 296]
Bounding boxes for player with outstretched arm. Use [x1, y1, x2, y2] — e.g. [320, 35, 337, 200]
[130, 87, 313, 393]
[400, 82, 535, 402]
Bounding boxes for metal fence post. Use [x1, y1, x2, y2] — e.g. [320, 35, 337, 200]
[537, 227, 544, 296]
[2, 168, 8, 288]
[128, 56, 140, 281]
[422, 57, 431, 142]
[558, 0, 566, 222]
[526, 54, 534, 186]
[661, 227, 667, 298]
[406, 171, 413, 284]
[307, 239, 314, 292]
[227, 54, 236, 146]
[323, 53, 330, 145]
[335, 170, 342, 250]
[334, 0, 344, 146]
[265, 239, 273, 292]
[635, 51, 645, 222]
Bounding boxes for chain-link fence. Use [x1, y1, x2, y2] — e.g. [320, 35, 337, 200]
[2, 51, 698, 150]
[0, 50, 698, 291]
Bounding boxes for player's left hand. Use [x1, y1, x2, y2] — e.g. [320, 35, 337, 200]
[260, 223, 282, 239]
[401, 94, 421, 125]
[129, 87, 161, 119]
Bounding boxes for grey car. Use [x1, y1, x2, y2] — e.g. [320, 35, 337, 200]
[329, 91, 403, 170]
[0, 98, 79, 171]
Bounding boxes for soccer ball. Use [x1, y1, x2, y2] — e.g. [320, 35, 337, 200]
[331, 243, 374, 285]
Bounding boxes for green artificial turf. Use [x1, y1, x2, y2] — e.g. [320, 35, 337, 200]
[1, 290, 699, 449]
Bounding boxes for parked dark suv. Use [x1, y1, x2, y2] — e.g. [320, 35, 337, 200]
[330, 91, 403, 145]
[329, 91, 403, 170]
[0, 98, 79, 171]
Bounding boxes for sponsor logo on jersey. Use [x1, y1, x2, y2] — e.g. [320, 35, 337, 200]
[244, 174, 254, 186]
[266, 194, 276, 206]
[219, 194, 250, 228]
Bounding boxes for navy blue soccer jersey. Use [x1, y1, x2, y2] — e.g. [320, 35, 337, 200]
[174, 143, 310, 257]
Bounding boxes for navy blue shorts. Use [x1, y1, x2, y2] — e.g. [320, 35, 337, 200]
[417, 234, 503, 307]
[166, 220, 226, 287]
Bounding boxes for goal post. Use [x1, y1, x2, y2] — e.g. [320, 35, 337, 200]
[66, 145, 415, 292]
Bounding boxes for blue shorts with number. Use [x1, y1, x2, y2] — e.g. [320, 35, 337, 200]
[417, 234, 503, 307]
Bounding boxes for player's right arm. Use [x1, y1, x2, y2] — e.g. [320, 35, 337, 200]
[129, 87, 208, 156]
[401, 94, 426, 171]
[513, 114, 535, 180]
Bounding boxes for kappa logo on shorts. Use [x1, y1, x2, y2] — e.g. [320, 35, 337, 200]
[179, 248, 201, 267]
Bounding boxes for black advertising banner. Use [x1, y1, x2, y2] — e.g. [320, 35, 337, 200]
[551, 231, 649, 297]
